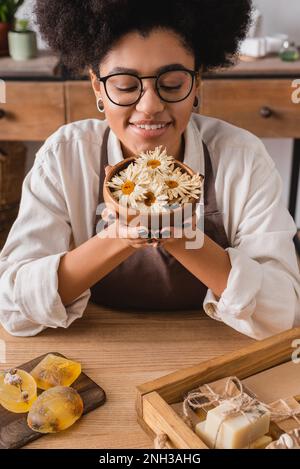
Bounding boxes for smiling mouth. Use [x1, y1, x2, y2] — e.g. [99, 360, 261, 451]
[129, 122, 171, 130]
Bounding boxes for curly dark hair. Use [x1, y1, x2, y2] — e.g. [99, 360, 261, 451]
[34, 0, 253, 76]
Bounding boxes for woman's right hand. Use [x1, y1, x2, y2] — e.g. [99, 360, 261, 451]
[98, 206, 171, 249]
[99, 166, 163, 249]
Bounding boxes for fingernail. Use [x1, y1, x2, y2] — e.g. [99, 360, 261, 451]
[138, 228, 148, 237]
[151, 230, 160, 238]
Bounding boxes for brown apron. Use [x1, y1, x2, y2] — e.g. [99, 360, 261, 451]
[90, 127, 230, 311]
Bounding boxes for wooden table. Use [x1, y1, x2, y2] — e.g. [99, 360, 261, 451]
[0, 302, 252, 449]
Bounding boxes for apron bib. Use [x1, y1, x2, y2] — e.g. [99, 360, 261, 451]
[90, 127, 230, 310]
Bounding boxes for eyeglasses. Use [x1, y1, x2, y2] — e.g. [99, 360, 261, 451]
[97, 68, 198, 106]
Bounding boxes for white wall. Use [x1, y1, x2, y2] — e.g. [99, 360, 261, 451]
[22, 0, 300, 225]
[16, 0, 47, 49]
[254, 0, 300, 44]
[253, 0, 300, 225]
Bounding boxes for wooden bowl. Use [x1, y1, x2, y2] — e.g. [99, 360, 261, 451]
[103, 157, 203, 230]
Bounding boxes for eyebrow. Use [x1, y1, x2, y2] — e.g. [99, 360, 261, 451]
[106, 63, 189, 75]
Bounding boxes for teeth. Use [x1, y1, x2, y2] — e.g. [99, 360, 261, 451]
[135, 124, 167, 130]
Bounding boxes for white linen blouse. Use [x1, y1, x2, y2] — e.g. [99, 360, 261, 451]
[0, 113, 299, 338]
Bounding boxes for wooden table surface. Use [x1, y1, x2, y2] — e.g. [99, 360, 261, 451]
[0, 302, 253, 449]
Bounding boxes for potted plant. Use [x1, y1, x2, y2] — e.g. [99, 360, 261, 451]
[0, 0, 24, 56]
[8, 17, 37, 60]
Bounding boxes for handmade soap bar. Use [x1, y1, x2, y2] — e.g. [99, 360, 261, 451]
[27, 386, 83, 433]
[0, 368, 37, 413]
[30, 354, 81, 390]
[202, 400, 270, 448]
[195, 421, 272, 449]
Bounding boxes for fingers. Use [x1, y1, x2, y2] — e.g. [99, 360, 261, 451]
[98, 205, 187, 249]
[104, 165, 112, 177]
[118, 223, 148, 240]
[101, 206, 117, 223]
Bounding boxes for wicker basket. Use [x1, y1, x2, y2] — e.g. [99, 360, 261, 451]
[0, 142, 27, 249]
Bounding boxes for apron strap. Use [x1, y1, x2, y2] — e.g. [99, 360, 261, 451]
[202, 140, 219, 214]
[99, 126, 111, 205]
[93, 126, 110, 233]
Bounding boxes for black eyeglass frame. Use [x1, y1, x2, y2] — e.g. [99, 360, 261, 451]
[96, 68, 199, 106]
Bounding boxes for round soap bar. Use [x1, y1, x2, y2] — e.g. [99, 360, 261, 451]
[30, 354, 81, 390]
[0, 368, 37, 413]
[27, 386, 83, 433]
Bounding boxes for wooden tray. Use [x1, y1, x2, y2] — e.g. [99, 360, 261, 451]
[136, 327, 300, 449]
[0, 352, 106, 449]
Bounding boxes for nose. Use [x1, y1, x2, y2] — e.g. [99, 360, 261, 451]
[135, 79, 165, 115]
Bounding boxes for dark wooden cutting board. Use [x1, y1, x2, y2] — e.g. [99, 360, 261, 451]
[0, 352, 106, 449]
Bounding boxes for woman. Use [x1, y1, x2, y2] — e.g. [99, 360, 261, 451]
[0, 0, 299, 339]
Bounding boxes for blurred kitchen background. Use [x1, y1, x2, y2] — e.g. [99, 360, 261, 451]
[0, 0, 300, 249]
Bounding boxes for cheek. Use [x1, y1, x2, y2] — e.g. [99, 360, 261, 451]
[104, 107, 131, 132]
[172, 101, 194, 128]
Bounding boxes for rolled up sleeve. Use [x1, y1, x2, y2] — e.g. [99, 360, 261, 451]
[203, 158, 300, 340]
[0, 152, 90, 337]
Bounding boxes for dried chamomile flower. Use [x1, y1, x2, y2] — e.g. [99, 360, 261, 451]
[27, 386, 83, 433]
[0, 368, 37, 413]
[136, 146, 174, 174]
[168, 172, 203, 205]
[136, 181, 169, 213]
[106, 162, 150, 208]
[163, 167, 193, 201]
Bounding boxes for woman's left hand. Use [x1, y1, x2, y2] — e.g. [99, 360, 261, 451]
[150, 211, 198, 248]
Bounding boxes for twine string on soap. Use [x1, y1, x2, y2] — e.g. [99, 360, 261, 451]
[182, 376, 266, 449]
[182, 376, 244, 423]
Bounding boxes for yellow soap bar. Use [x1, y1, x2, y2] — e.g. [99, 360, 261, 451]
[30, 354, 81, 390]
[0, 368, 37, 413]
[195, 421, 272, 449]
[202, 400, 271, 449]
[27, 386, 83, 433]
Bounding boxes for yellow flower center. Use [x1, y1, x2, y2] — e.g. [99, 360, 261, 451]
[147, 159, 161, 169]
[121, 180, 135, 195]
[144, 191, 156, 207]
[166, 180, 179, 189]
